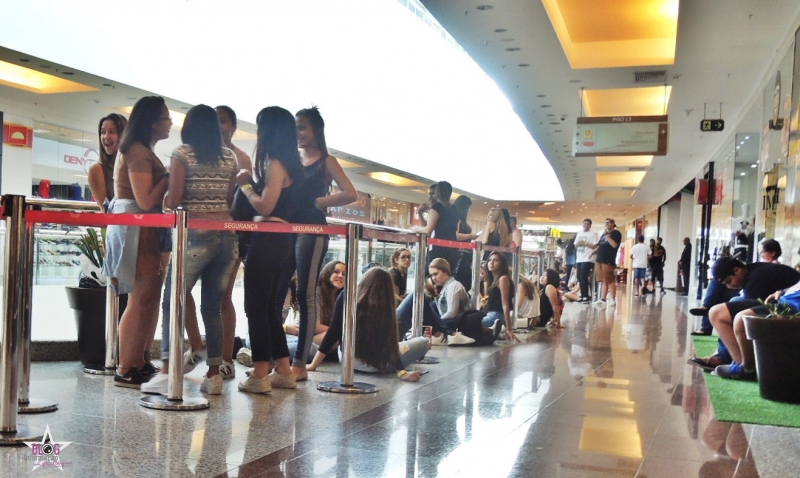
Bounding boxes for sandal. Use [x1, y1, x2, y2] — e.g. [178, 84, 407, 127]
[690, 354, 729, 372]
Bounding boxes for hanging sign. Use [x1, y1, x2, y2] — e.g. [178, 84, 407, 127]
[574, 115, 668, 156]
[700, 119, 725, 132]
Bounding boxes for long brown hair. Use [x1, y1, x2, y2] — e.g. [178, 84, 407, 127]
[317, 261, 344, 326]
[354, 268, 402, 372]
[97, 113, 127, 169]
[519, 275, 538, 300]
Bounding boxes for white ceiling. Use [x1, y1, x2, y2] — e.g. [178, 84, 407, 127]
[421, 0, 800, 223]
[2, 1, 800, 226]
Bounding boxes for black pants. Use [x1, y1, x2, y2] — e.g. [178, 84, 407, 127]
[681, 265, 691, 291]
[244, 232, 296, 363]
[293, 234, 329, 367]
[577, 262, 594, 300]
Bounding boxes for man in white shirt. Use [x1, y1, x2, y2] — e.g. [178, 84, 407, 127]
[630, 235, 649, 297]
[574, 218, 599, 303]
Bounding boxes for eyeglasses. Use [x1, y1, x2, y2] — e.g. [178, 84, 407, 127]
[400, 255, 411, 260]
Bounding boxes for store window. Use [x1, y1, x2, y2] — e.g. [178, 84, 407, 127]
[32, 121, 94, 200]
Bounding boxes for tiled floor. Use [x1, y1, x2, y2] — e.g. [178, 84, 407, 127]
[3, 290, 800, 477]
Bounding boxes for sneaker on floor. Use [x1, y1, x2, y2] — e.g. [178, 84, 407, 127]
[430, 333, 448, 346]
[689, 354, 729, 372]
[140, 362, 161, 376]
[219, 360, 236, 380]
[200, 374, 223, 395]
[114, 367, 149, 389]
[713, 362, 757, 381]
[593, 299, 606, 305]
[268, 371, 297, 389]
[690, 330, 712, 336]
[238, 373, 272, 394]
[236, 347, 253, 367]
[491, 319, 503, 340]
[183, 348, 207, 375]
[141, 373, 169, 395]
[448, 331, 475, 346]
[607, 299, 616, 306]
[660, 290, 666, 295]
[689, 307, 709, 316]
[293, 369, 308, 382]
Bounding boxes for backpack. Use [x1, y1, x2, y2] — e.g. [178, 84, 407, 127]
[456, 309, 493, 345]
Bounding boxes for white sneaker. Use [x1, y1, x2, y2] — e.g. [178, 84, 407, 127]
[200, 373, 223, 395]
[607, 299, 616, 306]
[183, 348, 207, 374]
[268, 371, 297, 389]
[219, 361, 235, 380]
[593, 299, 606, 305]
[236, 347, 253, 367]
[141, 373, 169, 395]
[448, 331, 475, 346]
[238, 373, 271, 394]
[430, 334, 448, 346]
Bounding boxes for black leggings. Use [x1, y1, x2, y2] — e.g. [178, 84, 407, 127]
[577, 262, 594, 300]
[293, 234, 329, 367]
[244, 232, 296, 363]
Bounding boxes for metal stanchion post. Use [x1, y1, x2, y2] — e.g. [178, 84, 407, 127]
[412, 235, 438, 364]
[0, 195, 43, 444]
[319, 223, 377, 393]
[511, 247, 520, 332]
[18, 204, 58, 413]
[471, 242, 482, 310]
[141, 208, 209, 410]
[101, 284, 119, 374]
[591, 264, 597, 302]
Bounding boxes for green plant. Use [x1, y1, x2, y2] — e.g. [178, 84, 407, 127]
[757, 298, 800, 320]
[74, 227, 104, 269]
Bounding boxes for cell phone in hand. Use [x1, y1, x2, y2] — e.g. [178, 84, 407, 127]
[415, 370, 430, 375]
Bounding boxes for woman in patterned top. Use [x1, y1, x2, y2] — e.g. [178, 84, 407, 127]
[142, 104, 239, 396]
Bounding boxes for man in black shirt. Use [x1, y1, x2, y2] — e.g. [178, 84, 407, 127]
[650, 237, 667, 294]
[708, 257, 800, 380]
[594, 218, 622, 306]
[679, 237, 692, 296]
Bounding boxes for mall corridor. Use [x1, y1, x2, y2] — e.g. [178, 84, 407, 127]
[1, 291, 796, 477]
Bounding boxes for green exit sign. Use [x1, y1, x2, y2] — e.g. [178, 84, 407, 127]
[700, 119, 725, 132]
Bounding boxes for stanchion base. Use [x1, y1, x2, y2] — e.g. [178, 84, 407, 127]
[18, 398, 58, 414]
[0, 425, 43, 445]
[83, 367, 115, 376]
[317, 381, 378, 394]
[139, 395, 209, 411]
[416, 356, 440, 364]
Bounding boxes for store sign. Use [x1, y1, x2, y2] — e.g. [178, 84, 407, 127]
[700, 119, 725, 132]
[574, 115, 668, 156]
[328, 191, 371, 223]
[62, 148, 99, 174]
[3, 123, 33, 148]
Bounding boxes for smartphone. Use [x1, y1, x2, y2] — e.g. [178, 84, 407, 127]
[475, 230, 483, 237]
[415, 370, 430, 375]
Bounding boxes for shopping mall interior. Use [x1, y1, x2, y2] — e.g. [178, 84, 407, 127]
[2, 1, 800, 477]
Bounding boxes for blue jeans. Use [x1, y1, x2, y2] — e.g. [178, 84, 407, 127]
[396, 293, 454, 338]
[161, 230, 238, 366]
[482, 310, 503, 328]
[699, 279, 741, 332]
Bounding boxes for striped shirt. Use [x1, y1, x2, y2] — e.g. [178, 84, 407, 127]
[171, 144, 236, 213]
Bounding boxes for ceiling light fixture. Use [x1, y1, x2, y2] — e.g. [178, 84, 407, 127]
[494, 28, 507, 32]
[518, 63, 530, 67]
[505, 47, 521, 51]
[476, 5, 494, 10]
[0, 59, 98, 94]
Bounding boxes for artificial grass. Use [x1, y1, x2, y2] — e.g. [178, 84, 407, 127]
[691, 335, 800, 427]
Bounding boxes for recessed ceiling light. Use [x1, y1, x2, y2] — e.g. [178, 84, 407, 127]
[505, 47, 521, 51]
[740, 172, 746, 176]
[751, 164, 757, 168]
[745, 136, 750, 139]
[540, 105, 551, 108]
[494, 28, 507, 33]
[19, 58, 29, 62]
[555, 130, 562, 132]
[518, 63, 530, 67]
[736, 146, 740, 149]
[740, 141, 744, 145]
[546, 114, 555, 117]
[500, 38, 515, 42]
[476, 5, 494, 10]
[569, 79, 582, 83]
[102, 83, 112, 87]
[550, 122, 559, 125]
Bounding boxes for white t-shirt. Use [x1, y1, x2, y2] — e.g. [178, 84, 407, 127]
[574, 230, 599, 263]
[630, 243, 649, 268]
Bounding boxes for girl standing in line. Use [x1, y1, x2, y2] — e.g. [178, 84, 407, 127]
[88, 113, 127, 210]
[291, 107, 357, 381]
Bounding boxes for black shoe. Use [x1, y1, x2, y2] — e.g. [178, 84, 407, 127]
[114, 367, 150, 388]
[689, 307, 708, 316]
[690, 330, 712, 336]
[492, 319, 503, 340]
[140, 362, 161, 376]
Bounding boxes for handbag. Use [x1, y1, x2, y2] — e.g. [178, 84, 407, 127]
[230, 182, 262, 222]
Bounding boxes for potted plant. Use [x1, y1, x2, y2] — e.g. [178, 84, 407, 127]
[66, 228, 107, 370]
[743, 299, 800, 404]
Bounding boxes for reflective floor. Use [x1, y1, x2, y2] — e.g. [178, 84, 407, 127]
[3, 291, 800, 477]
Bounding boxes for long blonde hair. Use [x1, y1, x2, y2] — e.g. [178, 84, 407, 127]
[354, 268, 402, 371]
[488, 208, 510, 247]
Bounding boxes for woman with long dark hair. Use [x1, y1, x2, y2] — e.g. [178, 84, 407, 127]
[237, 106, 308, 394]
[453, 195, 479, 289]
[390, 248, 412, 302]
[141, 105, 239, 395]
[307, 268, 426, 380]
[216, 105, 252, 380]
[286, 260, 344, 346]
[481, 252, 519, 342]
[291, 107, 357, 381]
[103, 96, 172, 388]
[540, 269, 564, 328]
[88, 113, 127, 210]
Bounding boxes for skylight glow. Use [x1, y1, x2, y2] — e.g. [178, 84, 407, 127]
[0, 0, 562, 201]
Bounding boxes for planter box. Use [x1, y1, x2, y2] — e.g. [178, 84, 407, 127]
[744, 315, 800, 404]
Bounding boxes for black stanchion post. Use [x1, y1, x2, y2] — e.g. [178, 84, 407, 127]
[471, 242, 482, 310]
[141, 208, 209, 410]
[18, 202, 58, 413]
[318, 222, 377, 394]
[0, 195, 43, 444]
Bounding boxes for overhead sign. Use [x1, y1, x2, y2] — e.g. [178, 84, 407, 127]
[574, 115, 668, 156]
[700, 119, 725, 132]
